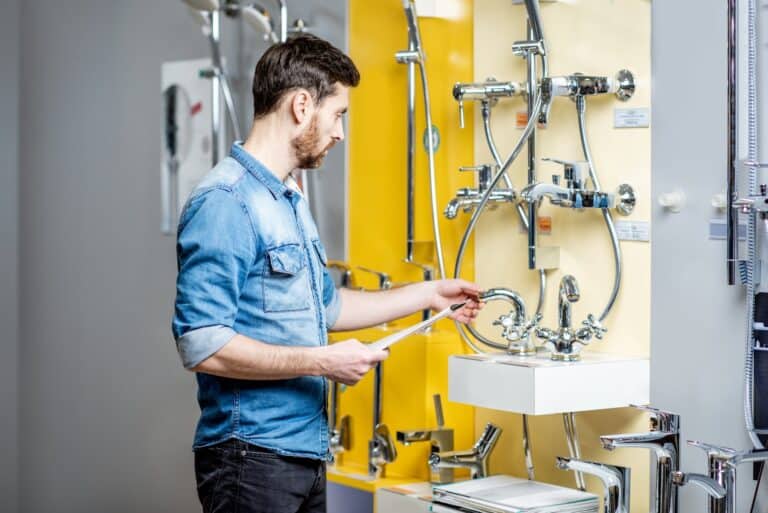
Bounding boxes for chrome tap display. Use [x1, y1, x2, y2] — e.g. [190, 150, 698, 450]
[556, 457, 631, 513]
[483, 288, 540, 356]
[429, 422, 502, 479]
[535, 275, 605, 361]
[541, 71, 635, 104]
[444, 164, 516, 220]
[452, 79, 524, 129]
[396, 394, 455, 483]
[328, 380, 350, 464]
[600, 406, 680, 513]
[682, 440, 768, 513]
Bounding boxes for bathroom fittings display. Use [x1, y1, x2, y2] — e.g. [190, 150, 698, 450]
[671, 471, 725, 506]
[675, 440, 768, 513]
[601, 406, 680, 513]
[369, 362, 397, 477]
[356, 266, 393, 291]
[534, 275, 606, 361]
[396, 394, 455, 484]
[540, 71, 635, 105]
[556, 457, 631, 513]
[428, 422, 502, 479]
[328, 380, 351, 464]
[327, 260, 358, 289]
[483, 288, 541, 356]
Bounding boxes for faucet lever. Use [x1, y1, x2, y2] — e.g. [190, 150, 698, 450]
[630, 405, 680, 432]
[356, 266, 392, 290]
[433, 394, 445, 428]
[458, 100, 465, 129]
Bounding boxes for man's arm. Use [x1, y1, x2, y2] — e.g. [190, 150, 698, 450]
[191, 335, 388, 386]
[331, 279, 483, 332]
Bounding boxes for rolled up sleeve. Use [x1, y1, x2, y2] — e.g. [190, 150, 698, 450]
[172, 187, 255, 369]
[322, 267, 342, 329]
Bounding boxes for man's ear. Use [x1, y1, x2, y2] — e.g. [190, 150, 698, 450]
[290, 89, 315, 126]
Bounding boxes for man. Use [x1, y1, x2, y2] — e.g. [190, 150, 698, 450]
[172, 34, 482, 513]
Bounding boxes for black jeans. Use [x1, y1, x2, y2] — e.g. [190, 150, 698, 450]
[195, 438, 327, 513]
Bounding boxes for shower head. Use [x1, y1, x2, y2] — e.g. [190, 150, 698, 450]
[181, 0, 220, 11]
[403, 0, 425, 61]
[242, 4, 279, 43]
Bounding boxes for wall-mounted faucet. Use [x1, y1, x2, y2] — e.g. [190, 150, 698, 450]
[396, 394, 455, 484]
[445, 164, 516, 220]
[541, 71, 635, 105]
[535, 275, 605, 361]
[328, 380, 350, 464]
[428, 422, 501, 479]
[368, 363, 396, 477]
[556, 457, 631, 513]
[600, 406, 680, 513]
[452, 79, 524, 129]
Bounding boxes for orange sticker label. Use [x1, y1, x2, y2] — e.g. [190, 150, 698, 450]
[538, 216, 552, 234]
[516, 111, 529, 129]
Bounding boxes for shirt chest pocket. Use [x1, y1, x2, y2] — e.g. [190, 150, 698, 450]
[262, 243, 311, 312]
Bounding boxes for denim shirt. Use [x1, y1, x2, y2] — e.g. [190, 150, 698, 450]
[172, 143, 342, 459]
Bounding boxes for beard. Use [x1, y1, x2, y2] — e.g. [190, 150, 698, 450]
[291, 115, 334, 169]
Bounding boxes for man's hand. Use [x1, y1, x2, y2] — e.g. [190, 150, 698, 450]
[317, 339, 389, 386]
[429, 279, 484, 324]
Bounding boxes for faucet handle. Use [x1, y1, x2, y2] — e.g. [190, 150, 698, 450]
[374, 424, 398, 463]
[581, 314, 607, 340]
[687, 440, 739, 459]
[630, 405, 680, 432]
[356, 266, 392, 290]
[433, 394, 445, 428]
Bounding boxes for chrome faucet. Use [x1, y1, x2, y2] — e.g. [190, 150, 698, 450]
[521, 158, 614, 210]
[328, 380, 350, 464]
[356, 266, 392, 290]
[368, 363, 396, 477]
[556, 457, 631, 513]
[683, 440, 768, 513]
[484, 288, 541, 356]
[535, 275, 605, 360]
[671, 471, 726, 504]
[429, 422, 501, 479]
[396, 394, 455, 483]
[600, 406, 680, 513]
[444, 164, 515, 220]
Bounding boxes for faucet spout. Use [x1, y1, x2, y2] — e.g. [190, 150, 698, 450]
[521, 182, 572, 205]
[429, 423, 501, 479]
[558, 275, 580, 329]
[556, 457, 630, 513]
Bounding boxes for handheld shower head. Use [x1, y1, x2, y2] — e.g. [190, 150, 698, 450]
[403, 0, 425, 61]
[181, 0, 220, 11]
[242, 5, 279, 43]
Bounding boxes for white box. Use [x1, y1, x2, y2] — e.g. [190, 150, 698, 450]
[448, 352, 649, 415]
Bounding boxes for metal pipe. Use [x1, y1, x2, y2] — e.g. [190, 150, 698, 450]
[406, 35, 416, 261]
[210, 9, 222, 165]
[522, 414, 535, 480]
[277, 0, 287, 42]
[727, 0, 737, 285]
[575, 95, 622, 322]
[373, 362, 382, 434]
[523, 0, 545, 42]
[563, 412, 586, 490]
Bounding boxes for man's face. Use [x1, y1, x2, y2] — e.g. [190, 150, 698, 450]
[292, 84, 349, 169]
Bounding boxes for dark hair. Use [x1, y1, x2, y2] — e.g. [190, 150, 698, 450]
[252, 34, 360, 119]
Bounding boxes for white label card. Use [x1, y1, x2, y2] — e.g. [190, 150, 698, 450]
[614, 108, 650, 129]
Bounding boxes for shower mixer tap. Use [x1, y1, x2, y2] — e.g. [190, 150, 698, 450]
[600, 406, 680, 513]
[444, 164, 516, 219]
[541, 71, 635, 103]
[535, 275, 605, 361]
[453, 79, 525, 128]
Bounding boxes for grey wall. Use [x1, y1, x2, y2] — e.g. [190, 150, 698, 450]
[651, 1, 755, 512]
[18, 2, 210, 511]
[15, 1, 348, 511]
[0, 0, 20, 511]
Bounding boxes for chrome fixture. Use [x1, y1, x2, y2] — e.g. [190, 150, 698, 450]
[327, 260, 358, 289]
[540, 71, 635, 104]
[453, 79, 524, 129]
[682, 440, 768, 513]
[671, 471, 725, 503]
[521, 158, 635, 215]
[328, 380, 350, 464]
[397, 394, 455, 484]
[563, 412, 586, 490]
[483, 288, 540, 356]
[600, 406, 680, 513]
[396, 0, 445, 278]
[556, 457, 631, 513]
[535, 275, 605, 361]
[444, 164, 516, 220]
[369, 363, 396, 477]
[356, 266, 392, 290]
[429, 423, 502, 479]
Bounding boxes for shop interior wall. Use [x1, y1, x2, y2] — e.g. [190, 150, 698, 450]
[472, 2, 651, 512]
[0, 0, 20, 511]
[650, 1, 758, 512]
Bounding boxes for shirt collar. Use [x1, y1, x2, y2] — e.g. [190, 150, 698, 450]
[230, 142, 291, 200]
